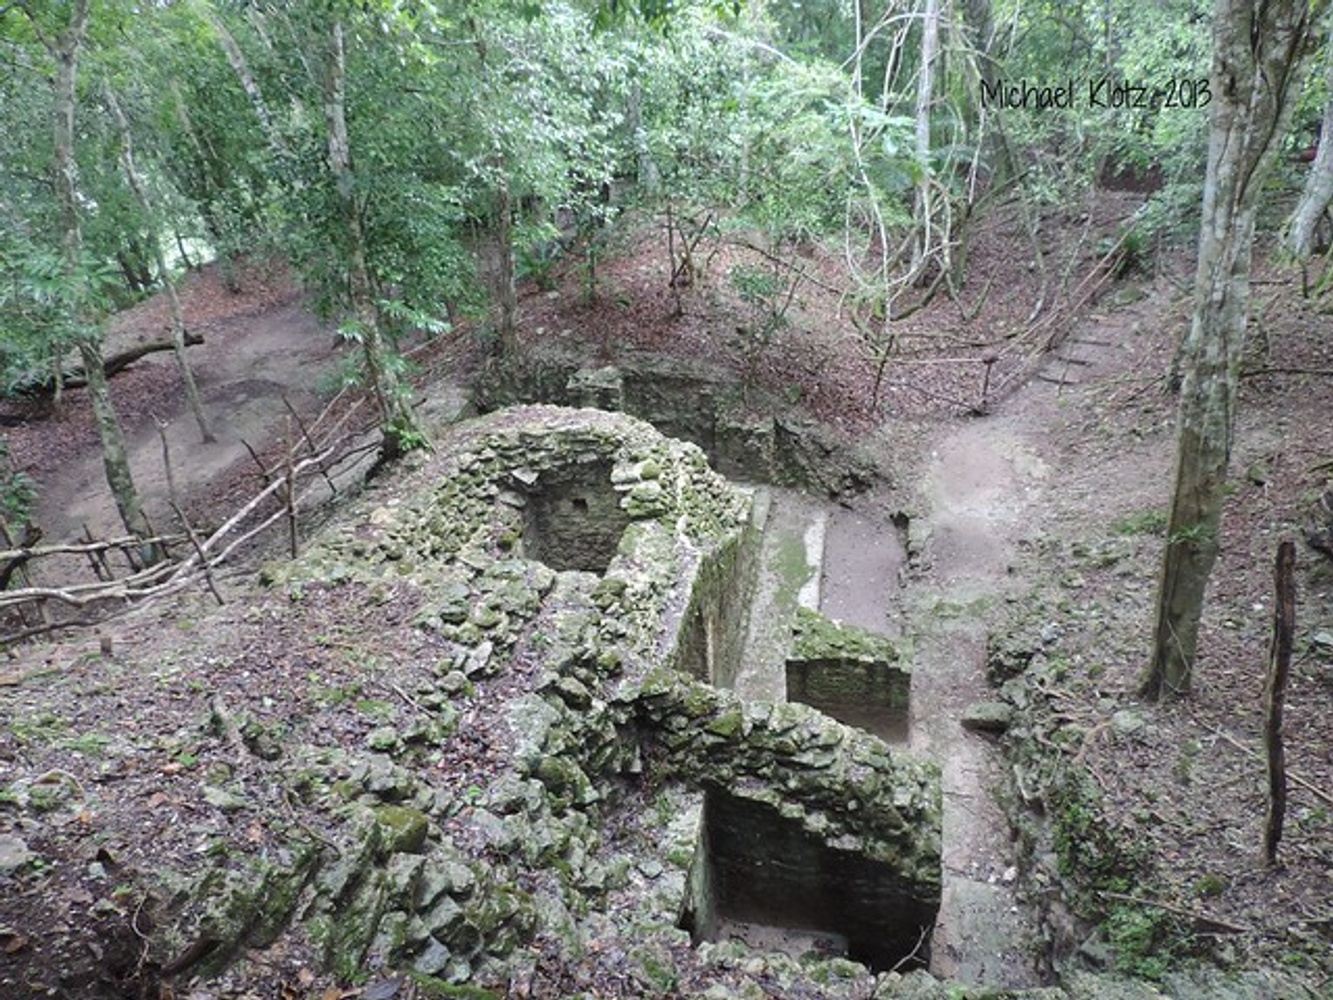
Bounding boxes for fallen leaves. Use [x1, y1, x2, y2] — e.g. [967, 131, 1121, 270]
[0, 927, 29, 954]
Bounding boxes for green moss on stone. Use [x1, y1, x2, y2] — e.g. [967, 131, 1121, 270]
[790, 607, 905, 664]
[375, 806, 430, 855]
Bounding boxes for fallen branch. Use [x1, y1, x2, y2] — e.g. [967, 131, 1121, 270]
[1098, 891, 1253, 935]
[156, 418, 223, 606]
[0, 616, 99, 646]
[1199, 720, 1333, 808]
[888, 923, 932, 973]
[31, 332, 204, 394]
[284, 395, 338, 497]
[0, 373, 381, 629]
[1241, 366, 1333, 379]
[0, 430, 357, 611]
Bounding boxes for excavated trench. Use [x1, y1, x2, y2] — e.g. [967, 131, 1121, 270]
[673, 487, 926, 970]
[473, 367, 1050, 985]
[482, 367, 947, 971]
[684, 790, 937, 972]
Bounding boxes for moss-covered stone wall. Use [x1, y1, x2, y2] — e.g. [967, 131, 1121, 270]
[162, 406, 942, 993]
[475, 351, 883, 496]
[786, 607, 913, 721]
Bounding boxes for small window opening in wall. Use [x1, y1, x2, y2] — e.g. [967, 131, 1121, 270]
[518, 459, 632, 574]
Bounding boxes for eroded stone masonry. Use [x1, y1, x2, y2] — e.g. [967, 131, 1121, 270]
[149, 406, 946, 995]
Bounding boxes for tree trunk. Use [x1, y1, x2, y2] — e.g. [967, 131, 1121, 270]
[627, 82, 660, 195]
[467, 24, 518, 359]
[105, 85, 215, 444]
[962, 0, 1019, 183]
[910, 0, 940, 278]
[41, 0, 156, 555]
[209, 10, 289, 161]
[128, 237, 154, 291]
[1284, 51, 1333, 259]
[175, 228, 194, 271]
[116, 250, 146, 295]
[495, 179, 519, 359]
[78, 341, 154, 548]
[1143, 0, 1316, 700]
[29, 332, 204, 395]
[323, 19, 423, 458]
[50, 352, 64, 411]
[1262, 539, 1296, 865]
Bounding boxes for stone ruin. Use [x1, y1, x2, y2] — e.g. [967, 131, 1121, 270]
[153, 406, 943, 991]
[477, 348, 884, 494]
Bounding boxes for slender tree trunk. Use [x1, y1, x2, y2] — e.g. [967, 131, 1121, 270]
[1262, 539, 1296, 865]
[962, 0, 1019, 182]
[175, 228, 194, 271]
[78, 342, 153, 547]
[496, 178, 519, 359]
[42, 0, 155, 553]
[911, 0, 940, 277]
[1284, 52, 1333, 259]
[50, 352, 64, 412]
[171, 80, 236, 286]
[209, 10, 289, 161]
[1143, 0, 1316, 699]
[323, 19, 423, 458]
[128, 237, 154, 291]
[117, 251, 145, 295]
[467, 24, 518, 359]
[105, 86, 214, 444]
[627, 82, 659, 195]
[852, 0, 866, 101]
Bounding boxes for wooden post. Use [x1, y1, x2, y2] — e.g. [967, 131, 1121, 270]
[284, 417, 298, 558]
[156, 419, 223, 607]
[980, 352, 997, 411]
[83, 523, 114, 582]
[1263, 539, 1296, 865]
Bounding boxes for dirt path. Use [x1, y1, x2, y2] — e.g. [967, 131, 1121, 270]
[33, 298, 338, 554]
[907, 415, 1049, 986]
[895, 294, 1148, 984]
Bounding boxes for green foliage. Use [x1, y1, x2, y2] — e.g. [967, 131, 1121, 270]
[515, 226, 564, 291]
[404, 972, 500, 999]
[0, 440, 36, 529]
[1193, 873, 1226, 898]
[1167, 521, 1213, 545]
[992, 0, 1212, 237]
[1104, 904, 1183, 980]
[1112, 508, 1167, 536]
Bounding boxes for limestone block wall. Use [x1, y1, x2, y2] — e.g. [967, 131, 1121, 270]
[785, 607, 912, 720]
[474, 351, 884, 496]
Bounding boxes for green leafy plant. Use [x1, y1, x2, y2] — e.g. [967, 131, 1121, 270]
[1112, 508, 1168, 536]
[1104, 904, 1181, 980]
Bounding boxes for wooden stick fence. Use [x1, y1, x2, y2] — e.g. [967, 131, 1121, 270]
[0, 390, 379, 642]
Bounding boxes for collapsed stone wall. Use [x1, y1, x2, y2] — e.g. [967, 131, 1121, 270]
[475, 350, 883, 496]
[154, 407, 942, 992]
